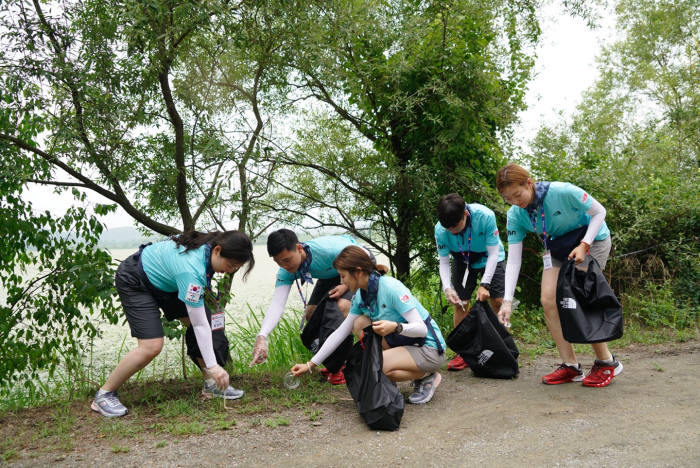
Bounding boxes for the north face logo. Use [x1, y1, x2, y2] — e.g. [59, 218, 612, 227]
[478, 349, 494, 366]
[560, 297, 577, 309]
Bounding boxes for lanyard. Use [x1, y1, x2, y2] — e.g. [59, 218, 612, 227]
[528, 205, 548, 251]
[457, 226, 472, 265]
[294, 276, 307, 308]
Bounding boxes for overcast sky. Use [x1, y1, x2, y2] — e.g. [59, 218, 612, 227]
[24, 2, 617, 231]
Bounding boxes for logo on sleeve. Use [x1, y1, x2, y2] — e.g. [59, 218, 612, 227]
[400, 294, 410, 303]
[492, 229, 499, 236]
[185, 283, 202, 302]
[582, 192, 588, 202]
[438, 243, 445, 250]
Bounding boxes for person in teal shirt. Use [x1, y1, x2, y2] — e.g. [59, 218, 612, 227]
[435, 194, 507, 371]
[496, 163, 622, 388]
[290, 245, 446, 405]
[250, 229, 357, 384]
[91, 231, 254, 418]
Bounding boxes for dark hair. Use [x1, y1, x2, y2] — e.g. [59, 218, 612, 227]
[173, 230, 255, 279]
[332, 245, 389, 275]
[496, 162, 531, 193]
[437, 193, 466, 228]
[266, 228, 299, 256]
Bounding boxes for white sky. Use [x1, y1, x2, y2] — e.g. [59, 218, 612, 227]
[24, 3, 617, 230]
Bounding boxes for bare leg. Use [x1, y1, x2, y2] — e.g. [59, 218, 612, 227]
[382, 346, 425, 382]
[489, 297, 503, 315]
[453, 301, 470, 328]
[337, 298, 351, 318]
[102, 338, 164, 391]
[591, 342, 613, 361]
[541, 266, 577, 364]
[352, 314, 371, 339]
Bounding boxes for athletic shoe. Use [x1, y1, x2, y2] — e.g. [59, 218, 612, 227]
[91, 390, 128, 418]
[408, 372, 442, 404]
[541, 363, 584, 384]
[202, 382, 244, 400]
[447, 355, 468, 372]
[326, 366, 346, 385]
[582, 357, 623, 388]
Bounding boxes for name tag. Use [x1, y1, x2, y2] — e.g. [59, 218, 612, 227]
[462, 267, 470, 288]
[211, 312, 225, 331]
[542, 251, 553, 270]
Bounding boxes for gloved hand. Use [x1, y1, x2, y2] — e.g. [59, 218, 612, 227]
[445, 288, 461, 306]
[498, 300, 513, 327]
[206, 364, 230, 390]
[249, 335, 268, 366]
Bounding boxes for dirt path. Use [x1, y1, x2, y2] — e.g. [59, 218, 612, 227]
[8, 340, 700, 467]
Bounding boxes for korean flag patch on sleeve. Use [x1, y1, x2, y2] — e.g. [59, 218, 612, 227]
[185, 283, 203, 303]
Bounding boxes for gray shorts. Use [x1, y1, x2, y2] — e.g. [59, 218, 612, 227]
[405, 345, 446, 374]
[552, 236, 612, 270]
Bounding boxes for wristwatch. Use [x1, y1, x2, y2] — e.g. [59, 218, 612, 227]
[480, 283, 491, 291]
[395, 322, 403, 334]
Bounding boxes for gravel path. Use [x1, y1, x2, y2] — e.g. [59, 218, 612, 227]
[9, 340, 700, 467]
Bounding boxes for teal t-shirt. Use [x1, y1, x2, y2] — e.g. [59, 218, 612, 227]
[434, 203, 506, 268]
[506, 181, 610, 245]
[275, 235, 357, 286]
[349, 276, 446, 351]
[141, 241, 208, 307]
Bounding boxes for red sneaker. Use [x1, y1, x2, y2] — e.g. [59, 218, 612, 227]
[327, 366, 346, 385]
[582, 358, 623, 388]
[542, 363, 583, 384]
[320, 368, 331, 377]
[447, 355, 469, 372]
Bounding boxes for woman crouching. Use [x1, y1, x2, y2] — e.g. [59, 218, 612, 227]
[291, 245, 446, 404]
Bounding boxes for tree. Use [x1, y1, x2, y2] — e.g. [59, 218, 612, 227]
[266, 0, 541, 281]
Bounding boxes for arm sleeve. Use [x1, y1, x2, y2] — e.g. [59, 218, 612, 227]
[185, 304, 217, 369]
[310, 313, 357, 365]
[257, 284, 292, 338]
[438, 255, 452, 291]
[481, 244, 500, 284]
[583, 199, 606, 245]
[398, 307, 427, 337]
[503, 242, 523, 302]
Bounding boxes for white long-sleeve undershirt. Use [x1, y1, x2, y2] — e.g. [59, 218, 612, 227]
[257, 284, 292, 338]
[503, 200, 607, 302]
[438, 256, 452, 291]
[310, 307, 427, 366]
[481, 244, 500, 284]
[185, 304, 217, 369]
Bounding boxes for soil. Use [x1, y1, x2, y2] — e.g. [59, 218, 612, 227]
[3, 340, 699, 467]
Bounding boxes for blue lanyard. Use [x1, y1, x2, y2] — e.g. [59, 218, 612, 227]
[294, 276, 307, 308]
[528, 205, 548, 251]
[457, 226, 472, 264]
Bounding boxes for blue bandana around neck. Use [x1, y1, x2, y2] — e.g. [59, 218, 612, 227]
[204, 243, 214, 288]
[359, 270, 381, 311]
[296, 243, 314, 285]
[457, 204, 473, 235]
[525, 182, 551, 215]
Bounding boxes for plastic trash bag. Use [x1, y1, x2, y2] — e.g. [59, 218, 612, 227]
[300, 295, 353, 373]
[556, 257, 623, 344]
[344, 325, 404, 431]
[446, 301, 519, 379]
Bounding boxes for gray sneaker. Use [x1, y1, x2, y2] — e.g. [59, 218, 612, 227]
[91, 390, 128, 417]
[408, 372, 442, 405]
[202, 382, 244, 400]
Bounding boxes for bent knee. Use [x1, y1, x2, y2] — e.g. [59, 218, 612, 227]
[138, 338, 164, 359]
[338, 299, 351, 317]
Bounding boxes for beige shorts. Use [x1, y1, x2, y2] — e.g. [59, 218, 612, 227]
[405, 345, 446, 374]
[552, 235, 612, 270]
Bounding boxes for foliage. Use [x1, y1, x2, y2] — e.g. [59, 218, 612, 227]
[525, 0, 699, 318]
[268, 0, 541, 281]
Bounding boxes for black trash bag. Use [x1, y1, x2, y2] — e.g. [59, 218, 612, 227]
[556, 258, 623, 344]
[446, 301, 519, 379]
[185, 306, 230, 367]
[300, 295, 353, 373]
[547, 225, 588, 261]
[344, 325, 404, 431]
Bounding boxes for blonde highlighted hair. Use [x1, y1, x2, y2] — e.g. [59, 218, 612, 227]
[496, 162, 531, 193]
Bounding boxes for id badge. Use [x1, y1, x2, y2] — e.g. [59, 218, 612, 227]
[461, 267, 470, 288]
[211, 312, 225, 331]
[542, 251, 553, 270]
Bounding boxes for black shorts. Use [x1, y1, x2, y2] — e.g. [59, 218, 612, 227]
[308, 276, 354, 305]
[451, 260, 506, 301]
[115, 250, 188, 339]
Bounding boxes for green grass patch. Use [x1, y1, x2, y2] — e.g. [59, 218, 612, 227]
[110, 445, 130, 453]
[164, 421, 207, 436]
